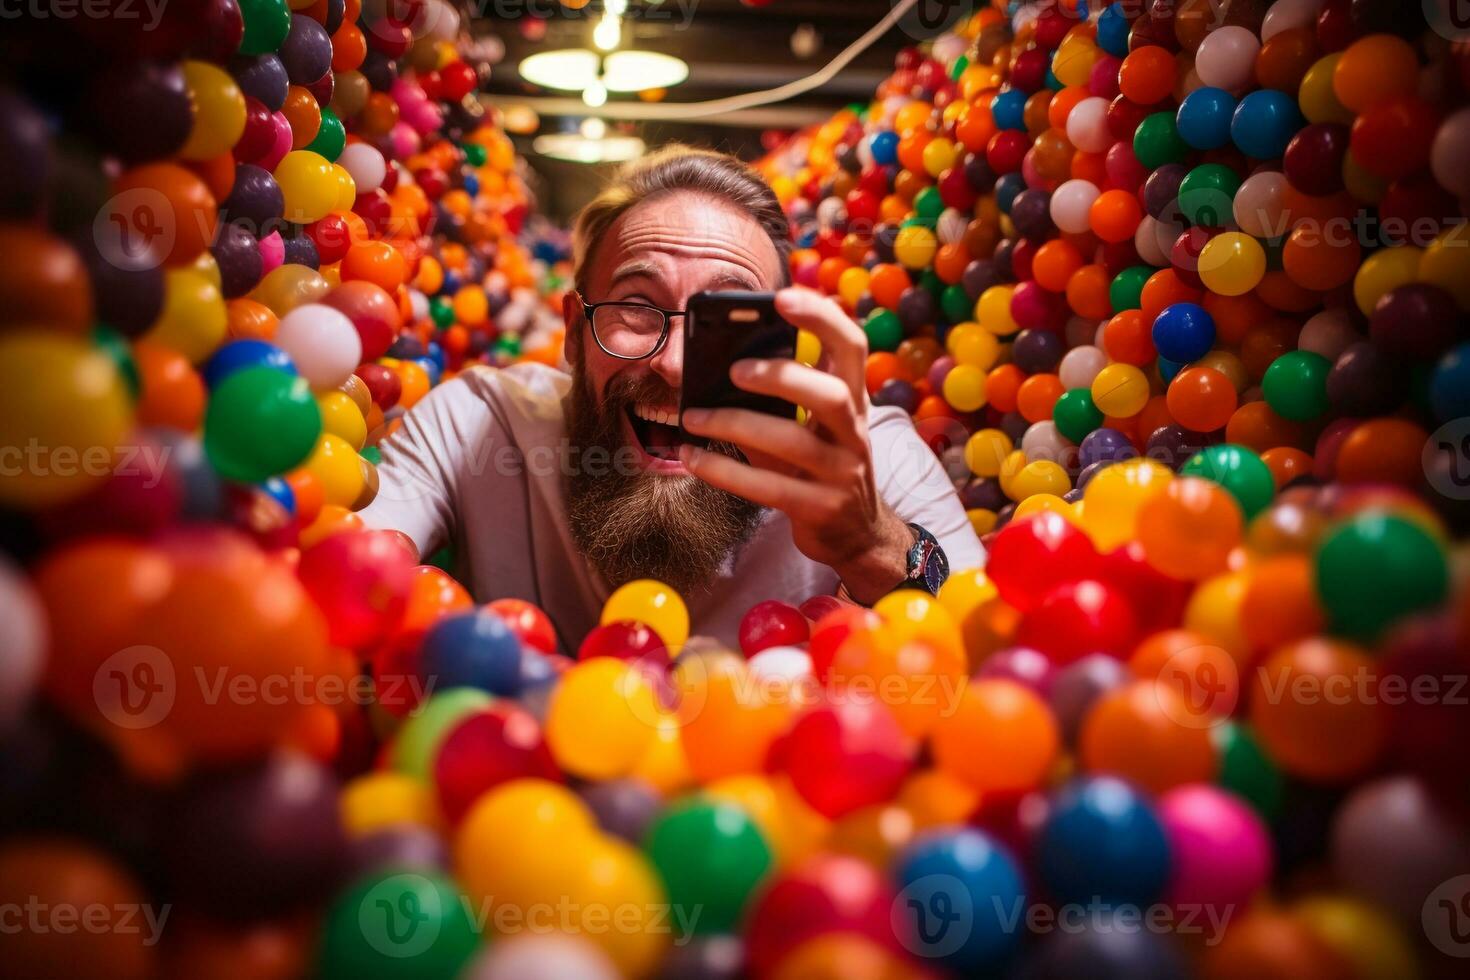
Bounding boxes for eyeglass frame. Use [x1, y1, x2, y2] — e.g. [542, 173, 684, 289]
[577, 291, 687, 361]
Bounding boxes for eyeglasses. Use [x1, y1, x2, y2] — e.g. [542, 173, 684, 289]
[579, 293, 686, 360]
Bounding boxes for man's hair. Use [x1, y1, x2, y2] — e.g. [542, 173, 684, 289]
[571, 145, 793, 293]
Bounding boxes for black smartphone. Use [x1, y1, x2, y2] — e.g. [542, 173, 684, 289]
[679, 291, 799, 433]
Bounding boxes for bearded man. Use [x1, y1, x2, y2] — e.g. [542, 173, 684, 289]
[361, 146, 983, 652]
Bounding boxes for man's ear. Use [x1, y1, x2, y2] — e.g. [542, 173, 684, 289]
[562, 291, 583, 362]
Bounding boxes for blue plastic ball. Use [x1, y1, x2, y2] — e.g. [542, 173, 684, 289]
[870, 130, 899, 166]
[992, 89, 1028, 132]
[202, 339, 296, 389]
[1096, 4, 1131, 58]
[1037, 776, 1171, 907]
[895, 828, 1027, 971]
[418, 610, 525, 697]
[1231, 89, 1303, 160]
[1151, 302, 1216, 363]
[1430, 342, 1470, 422]
[260, 475, 296, 514]
[1176, 87, 1237, 150]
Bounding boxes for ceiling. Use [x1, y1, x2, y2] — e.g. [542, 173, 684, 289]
[471, 0, 925, 221]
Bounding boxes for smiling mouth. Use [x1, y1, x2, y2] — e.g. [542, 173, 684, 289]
[625, 403, 708, 461]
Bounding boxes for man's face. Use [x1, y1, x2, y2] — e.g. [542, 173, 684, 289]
[563, 189, 784, 592]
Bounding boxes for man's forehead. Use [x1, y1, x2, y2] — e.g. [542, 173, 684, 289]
[595, 191, 782, 288]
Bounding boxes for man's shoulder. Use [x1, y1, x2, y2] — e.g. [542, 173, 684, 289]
[451, 361, 572, 422]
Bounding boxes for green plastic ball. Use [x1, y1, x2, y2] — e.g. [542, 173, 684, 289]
[1109, 265, 1152, 314]
[494, 334, 522, 358]
[864, 308, 903, 352]
[643, 799, 773, 934]
[461, 142, 488, 167]
[1177, 164, 1241, 227]
[429, 297, 456, 330]
[317, 871, 479, 980]
[93, 325, 140, 400]
[1314, 512, 1449, 640]
[1053, 388, 1103, 443]
[306, 109, 346, 162]
[238, 0, 291, 56]
[940, 284, 972, 324]
[1133, 112, 1189, 169]
[913, 186, 945, 223]
[1180, 443, 1275, 519]
[1261, 350, 1331, 421]
[387, 687, 494, 777]
[1212, 721, 1282, 821]
[203, 366, 321, 483]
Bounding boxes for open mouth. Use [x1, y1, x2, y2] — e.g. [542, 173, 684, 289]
[624, 403, 708, 462]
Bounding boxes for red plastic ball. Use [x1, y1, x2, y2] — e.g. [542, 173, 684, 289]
[774, 692, 914, 818]
[577, 621, 667, 662]
[296, 530, 415, 650]
[433, 703, 561, 823]
[1017, 578, 1139, 663]
[738, 599, 810, 656]
[986, 511, 1101, 613]
[485, 597, 557, 655]
[744, 854, 900, 976]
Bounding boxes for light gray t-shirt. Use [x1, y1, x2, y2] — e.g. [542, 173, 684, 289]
[359, 362, 985, 653]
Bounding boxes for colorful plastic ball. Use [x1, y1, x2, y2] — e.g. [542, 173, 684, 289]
[418, 609, 525, 697]
[1151, 302, 1215, 362]
[644, 798, 773, 934]
[1176, 86, 1237, 149]
[272, 302, 361, 389]
[779, 692, 913, 818]
[1049, 178, 1101, 234]
[1166, 366, 1237, 433]
[1177, 163, 1241, 226]
[1133, 111, 1188, 169]
[931, 679, 1058, 793]
[1158, 785, 1272, 914]
[893, 829, 1027, 971]
[297, 529, 415, 649]
[238, 0, 291, 56]
[1179, 443, 1275, 519]
[744, 854, 898, 976]
[1037, 776, 1171, 907]
[1250, 638, 1386, 782]
[433, 703, 559, 825]
[273, 149, 338, 224]
[1198, 231, 1266, 297]
[1314, 512, 1449, 641]
[863, 308, 902, 351]
[1429, 342, 1470, 422]
[600, 578, 689, 652]
[201, 338, 295, 389]
[1090, 362, 1150, 417]
[545, 657, 658, 780]
[739, 600, 810, 656]
[203, 366, 320, 483]
[1231, 89, 1304, 160]
[1019, 578, 1139, 663]
[1051, 388, 1104, 443]
[1261, 350, 1331, 421]
[1135, 476, 1243, 581]
[316, 870, 478, 980]
[986, 510, 1099, 612]
[942, 364, 987, 411]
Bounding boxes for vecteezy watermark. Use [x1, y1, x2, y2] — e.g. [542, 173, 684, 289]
[1425, 0, 1470, 41]
[93, 647, 439, 729]
[0, 0, 167, 28]
[0, 439, 173, 488]
[357, 873, 703, 960]
[1254, 664, 1469, 708]
[1424, 419, 1470, 502]
[894, 0, 976, 41]
[1424, 875, 1470, 957]
[0, 897, 171, 947]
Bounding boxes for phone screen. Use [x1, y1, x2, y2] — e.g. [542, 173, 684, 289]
[679, 291, 798, 431]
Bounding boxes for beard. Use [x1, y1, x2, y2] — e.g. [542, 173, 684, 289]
[563, 359, 763, 596]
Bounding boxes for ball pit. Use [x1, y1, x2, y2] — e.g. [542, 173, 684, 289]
[3, 2, 1470, 978]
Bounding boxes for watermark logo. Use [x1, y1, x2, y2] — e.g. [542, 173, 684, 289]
[1152, 643, 1239, 729]
[1425, 0, 1470, 40]
[893, 874, 973, 958]
[1423, 874, 1470, 957]
[895, 0, 975, 40]
[362, 874, 441, 959]
[1424, 418, 1470, 502]
[94, 188, 173, 273]
[93, 645, 175, 730]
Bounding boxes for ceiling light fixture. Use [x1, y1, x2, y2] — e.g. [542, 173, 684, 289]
[533, 133, 646, 164]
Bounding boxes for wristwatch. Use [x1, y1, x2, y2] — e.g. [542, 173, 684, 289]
[895, 522, 949, 596]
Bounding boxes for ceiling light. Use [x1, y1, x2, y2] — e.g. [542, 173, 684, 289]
[583, 79, 608, 107]
[518, 49, 600, 91]
[602, 51, 689, 92]
[533, 133, 646, 163]
[593, 13, 621, 51]
[580, 117, 607, 140]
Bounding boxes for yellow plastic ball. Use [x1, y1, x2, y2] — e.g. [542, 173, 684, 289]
[1008, 460, 1072, 501]
[1052, 37, 1099, 87]
[997, 448, 1028, 499]
[1198, 231, 1266, 297]
[921, 136, 958, 178]
[453, 285, 489, 326]
[1353, 245, 1424, 316]
[340, 771, 440, 836]
[601, 578, 689, 652]
[873, 589, 964, 664]
[1081, 457, 1173, 551]
[942, 363, 988, 412]
[274, 150, 338, 224]
[837, 266, 870, 309]
[948, 323, 1000, 369]
[317, 391, 367, 450]
[332, 163, 357, 211]
[1012, 493, 1077, 523]
[305, 432, 366, 508]
[1183, 569, 1250, 660]
[1090, 362, 1150, 417]
[1292, 895, 1417, 980]
[796, 328, 822, 367]
[894, 225, 938, 270]
[1418, 224, 1470, 311]
[0, 332, 133, 509]
[629, 710, 693, 795]
[975, 284, 1017, 334]
[967, 508, 999, 535]
[964, 428, 1013, 478]
[455, 778, 598, 908]
[546, 658, 659, 780]
[1298, 54, 1354, 126]
[180, 60, 245, 160]
[148, 268, 227, 363]
[571, 835, 670, 976]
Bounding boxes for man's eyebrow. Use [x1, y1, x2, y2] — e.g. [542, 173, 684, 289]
[706, 272, 762, 291]
[609, 260, 662, 286]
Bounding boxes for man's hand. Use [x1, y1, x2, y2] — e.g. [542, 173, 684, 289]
[678, 286, 913, 604]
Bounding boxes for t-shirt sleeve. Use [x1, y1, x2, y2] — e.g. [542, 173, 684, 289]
[358, 375, 489, 559]
[868, 404, 987, 573]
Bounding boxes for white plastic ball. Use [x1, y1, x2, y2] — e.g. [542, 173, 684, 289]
[1051, 179, 1101, 234]
[1194, 26, 1261, 93]
[338, 143, 386, 194]
[274, 303, 362, 389]
[1059, 345, 1109, 390]
[1064, 97, 1113, 153]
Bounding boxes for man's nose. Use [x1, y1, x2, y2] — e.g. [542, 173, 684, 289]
[649, 316, 683, 391]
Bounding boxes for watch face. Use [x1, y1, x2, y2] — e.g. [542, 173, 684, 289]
[921, 554, 947, 594]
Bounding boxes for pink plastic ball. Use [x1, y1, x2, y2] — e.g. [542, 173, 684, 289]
[1158, 784, 1272, 913]
[296, 529, 417, 650]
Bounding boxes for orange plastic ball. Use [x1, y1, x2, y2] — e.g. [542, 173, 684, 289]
[1079, 679, 1218, 794]
[1240, 554, 1325, 657]
[1166, 367, 1237, 433]
[1129, 628, 1240, 726]
[1135, 476, 1244, 580]
[1249, 638, 1386, 783]
[930, 679, 1058, 793]
[341, 241, 407, 292]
